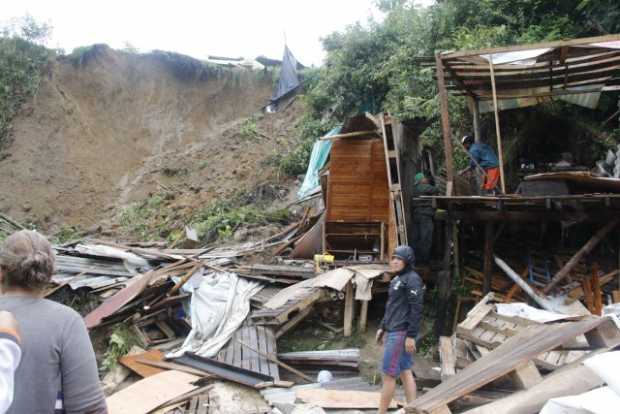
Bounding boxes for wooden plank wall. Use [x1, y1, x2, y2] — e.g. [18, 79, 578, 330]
[326, 138, 390, 224]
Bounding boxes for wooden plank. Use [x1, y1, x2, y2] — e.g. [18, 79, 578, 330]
[439, 336, 457, 380]
[248, 326, 259, 373]
[233, 329, 242, 368]
[489, 58, 506, 193]
[592, 264, 603, 316]
[132, 359, 211, 378]
[435, 53, 455, 195]
[319, 129, 379, 141]
[406, 318, 615, 414]
[343, 282, 354, 337]
[460, 360, 604, 414]
[458, 292, 496, 331]
[544, 218, 620, 293]
[510, 361, 542, 389]
[256, 326, 270, 376]
[119, 349, 165, 378]
[275, 305, 313, 339]
[613, 290, 620, 303]
[359, 300, 369, 332]
[241, 326, 251, 371]
[106, 370, 199, 414]
[264, 328, 280, 380]
[296, 389, 399, 409]
[440, 34, 620, 60]
[482, 222, 494, 293]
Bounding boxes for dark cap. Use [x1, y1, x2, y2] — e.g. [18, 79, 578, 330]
[392, 245, 415, 266]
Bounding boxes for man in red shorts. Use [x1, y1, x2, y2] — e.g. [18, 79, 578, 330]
[376, 246, 424, 413]
[460, 134, 500, 194]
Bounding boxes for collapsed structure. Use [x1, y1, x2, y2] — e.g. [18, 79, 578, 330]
[7, 33, 620, 414]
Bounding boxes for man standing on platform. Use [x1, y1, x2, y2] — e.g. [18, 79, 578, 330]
[460, 134, 500, 194]
[376, 246, 424, 413]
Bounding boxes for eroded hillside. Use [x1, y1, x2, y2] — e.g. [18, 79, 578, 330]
[0, 45, 301, 232]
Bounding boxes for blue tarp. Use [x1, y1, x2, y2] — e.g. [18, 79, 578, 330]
[297, 127, 341, 199]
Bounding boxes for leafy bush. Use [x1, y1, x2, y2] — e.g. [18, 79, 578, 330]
[101, 326, 140, 371]
[0, 16, 54, 148]
[192, 199, 289, 242]
[239, 116, 259, 139]
[119, 193, 169, 241]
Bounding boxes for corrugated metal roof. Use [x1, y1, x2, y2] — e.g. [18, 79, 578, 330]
[438, 34, 620, 108]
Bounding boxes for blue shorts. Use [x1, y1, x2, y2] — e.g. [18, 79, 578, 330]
[382, 330, 413, 377]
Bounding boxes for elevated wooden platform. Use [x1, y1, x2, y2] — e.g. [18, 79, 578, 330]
[428, 193, 620, 222]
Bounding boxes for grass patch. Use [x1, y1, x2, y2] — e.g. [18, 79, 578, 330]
[239, 116, 259, 140]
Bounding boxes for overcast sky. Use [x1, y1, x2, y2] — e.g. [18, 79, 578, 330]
[2, 0, 433, 66]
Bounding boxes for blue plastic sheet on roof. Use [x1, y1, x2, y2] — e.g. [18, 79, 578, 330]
[297, 127, 341, 199]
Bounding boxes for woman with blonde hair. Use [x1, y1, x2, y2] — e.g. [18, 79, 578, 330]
[0, 230, 107, 414]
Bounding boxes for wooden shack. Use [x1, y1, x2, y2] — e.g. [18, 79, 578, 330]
[322, 114, 414, 260]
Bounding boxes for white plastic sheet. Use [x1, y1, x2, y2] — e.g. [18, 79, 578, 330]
[168, 271, 261, 358]
[541, 351, 620, 414]
[495, 302, 578, 323]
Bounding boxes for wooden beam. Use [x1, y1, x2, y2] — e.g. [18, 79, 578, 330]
[358, 300, 369, 333]
[470, 97, 481, 142]
[592, 263, 603, 316]
[510, 361, 542, 389]
[482, 222, 494, 294]
[439, 336, 457, 380]
[494, 256, 554, 311]
[489, 56, 506, 194]
[275, 306, 313, 339]
[319, 130, 379, 141]
[440, 33, 620, 60]
[435, 53, 456, 195]
[544, 218, 620, 293]
[343, 282, 354, 337]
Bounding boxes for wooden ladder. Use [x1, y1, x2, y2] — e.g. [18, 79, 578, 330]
[379, 113, 408, 246]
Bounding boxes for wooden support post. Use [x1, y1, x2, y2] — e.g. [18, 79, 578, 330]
[592, 263, 603, 316]
[344, 282, 354, 337]
[582, 277, 594, 313]
[358, 300, 369, 333]
[482, 222, 494, 294]
[544, 218, 620, 294]
[489, 55, 506, 194]
[439, 336, 457, 380]
[435, 222, 454, 337]
[435, 53, 456, 196]
[471, 97, 481, 143]
[510, 361, 542, 389]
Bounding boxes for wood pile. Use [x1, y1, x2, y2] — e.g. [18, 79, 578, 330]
[407, 293, 620, 414]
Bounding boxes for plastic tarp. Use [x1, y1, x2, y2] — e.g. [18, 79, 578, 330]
[482, 48, 552, 65]
[540, 351, 620, 414]
[168, 270, 262, 358]
[271, 46, 301, 104]
[297, 127, 341, 199]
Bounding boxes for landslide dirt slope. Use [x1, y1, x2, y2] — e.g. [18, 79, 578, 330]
[0, 45, 300, 231]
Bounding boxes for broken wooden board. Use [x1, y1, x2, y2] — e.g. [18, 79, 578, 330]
[462, 355, 606, 414]
[251, 288, 326, 326]
[457, 309, 588, 370]
[406, 317, 620, 414]
[296, 389, 399, 409]
[216, 324, 280, 380]
[439, 336, 456, 380]
[119, 349, 165, 377]
[106, 370, 199, 414]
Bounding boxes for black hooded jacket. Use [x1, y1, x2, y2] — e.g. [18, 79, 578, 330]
[380, 248, 425, 339]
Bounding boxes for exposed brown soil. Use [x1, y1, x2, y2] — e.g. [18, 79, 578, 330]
[0, 46, 303, 232]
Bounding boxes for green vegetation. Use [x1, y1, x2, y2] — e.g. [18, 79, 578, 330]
[52, 225, 82, 244]
[119, 191, 290, 243]
[101, 325, 140, 371]
[0, 16, 55, 148]
[239, 116, 259, 140]
[191, 198, 289, 242]
[295, 0, 620, 178]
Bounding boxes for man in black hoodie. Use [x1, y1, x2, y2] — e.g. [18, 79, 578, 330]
[376, 245, 424, 413]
